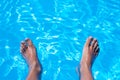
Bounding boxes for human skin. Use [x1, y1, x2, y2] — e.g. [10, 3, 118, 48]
[20, 38, 41, 80]
[80, 36, 99, 80]
[20, 36, 99, 80]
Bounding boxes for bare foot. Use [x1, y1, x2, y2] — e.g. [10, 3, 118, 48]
[20, 38, 41, 74]
[80, 36, 100, 80]
[80, 36, 99, 68]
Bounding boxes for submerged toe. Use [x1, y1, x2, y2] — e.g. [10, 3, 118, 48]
[85, 36, 93, 46]
[93, 41, 98, 50]
[91, 39, 97, 47]
[25, 38, 33, 46]
[20, 41, 27, 53]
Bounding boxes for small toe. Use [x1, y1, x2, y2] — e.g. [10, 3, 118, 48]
[91, 38, 97, 47]
[21, 41, 25, 48]
[93, 41, 98, 50]
[95, 46, 100, 55]
[85, 36, 93, 46]
[20, 41, 27, 53]
[20, 47, 25, 53]
[25, 38, 33, 46]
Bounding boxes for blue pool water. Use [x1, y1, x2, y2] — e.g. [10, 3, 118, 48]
[0, 0, 120, 80]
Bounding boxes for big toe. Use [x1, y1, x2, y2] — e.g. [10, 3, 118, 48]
[85, 36, 93, 46]
[25, 38, 33, 46]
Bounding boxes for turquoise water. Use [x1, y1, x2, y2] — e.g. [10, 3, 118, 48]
[0, 0, 120, 80]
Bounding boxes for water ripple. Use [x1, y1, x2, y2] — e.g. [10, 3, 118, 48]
[0, 0, 120, 80]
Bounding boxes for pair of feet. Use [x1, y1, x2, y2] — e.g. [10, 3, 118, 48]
[20, 36, 99, 80]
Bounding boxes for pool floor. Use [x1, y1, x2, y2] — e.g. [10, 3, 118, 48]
[0, 0, 120, 80]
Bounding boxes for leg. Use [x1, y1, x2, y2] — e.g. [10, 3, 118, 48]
[80, 36, 99, 80]
[20, 38, 41, 80]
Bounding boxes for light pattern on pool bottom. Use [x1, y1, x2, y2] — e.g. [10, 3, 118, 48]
[0, 0, 120, 80]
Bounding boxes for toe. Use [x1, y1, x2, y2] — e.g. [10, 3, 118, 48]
[91, 38, 97, 48]
[25, 38, 33, 46]
[95, 46, 100, 55]
[21, 41, 25, 48]
[20, 47, 25, 53]
[85, 36, 93, 46]
[20, 41, 27, 53]
[93, 41, 98, 50]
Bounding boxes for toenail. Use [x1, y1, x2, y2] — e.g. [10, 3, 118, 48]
[89, 36, 93, 39]
[25, 38, 30, 41]
[21, 41, 25, 44]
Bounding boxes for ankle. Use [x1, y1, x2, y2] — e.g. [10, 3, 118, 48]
[80, 62, 91, 72]
[80, 60, 91, 68]
[29, 61, 41, 73]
